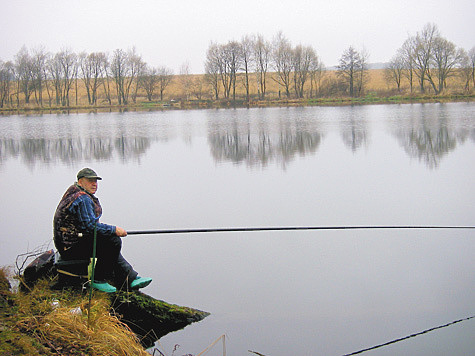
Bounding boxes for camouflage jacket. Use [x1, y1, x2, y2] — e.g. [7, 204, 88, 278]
[53, 183, 115, 252]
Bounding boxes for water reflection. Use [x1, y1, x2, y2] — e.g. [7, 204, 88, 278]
[0, 136, 151, 166]
[0, 104, 474, 169]
[390, 105, 472, 168]
[207, 118, 323, 168]
[340, 118, 369, 152]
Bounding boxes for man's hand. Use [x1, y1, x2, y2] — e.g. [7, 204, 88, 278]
[115, 226, 128, 237]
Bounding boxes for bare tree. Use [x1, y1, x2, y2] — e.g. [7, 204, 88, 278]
[79, 52, 107, 105]
[48, 53, 63, 105]
[128, 48, 146, 103]
[355, 48, 369, 96]
[47, 49, 78, 106]
[139, 65, 159, 101]
[460, 47, 475, 91]
[205, 43, 221, 100]
[426, 37, 464, 94]
[157, 66, 173, 101]
[140, 65, 173, 101]
[240, 35, 254, 103]
[56, 49, 78, 106]
[225, 41, 242, 101]
[399, 38, 416, 93]
[111, 48, 128, 105]
[179, 62, 193, 100]
[215, 44, 231, 99]
[385, 53, 405, 91]
[272, 31, 293, 98]
[205, 42, 241, 100]
[31, 47, 48, 106]
[293, 45, 316, 98]
[309, 54, 325, 98]
[412, 23, 440, 93]
[459, 49, 472, 92]
[14, 46, 34, 105]
[190, 76, 206, 100]
[0, 60, 14, 108]
[100, 53, 112, 105]
[254, 34, 271, 99]
[337, 46, 365, 97]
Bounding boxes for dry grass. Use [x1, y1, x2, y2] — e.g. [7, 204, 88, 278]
[2, 69, 473, 111]
[0, 273, 148, 356]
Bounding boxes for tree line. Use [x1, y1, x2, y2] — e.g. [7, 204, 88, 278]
[0, 46, 173, 108]
[385, 23, 475, 94]
[1, 23, 474, 109]
[204, 32, 326, 101]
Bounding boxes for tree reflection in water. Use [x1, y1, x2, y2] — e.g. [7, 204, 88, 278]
[207, 116, 323, 168]
[391, 106, 473, 169]
[0, 136, 151, 166]
[0, 104, 474, 169]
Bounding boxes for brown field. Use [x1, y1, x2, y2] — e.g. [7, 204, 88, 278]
[2, 69, 473, 111]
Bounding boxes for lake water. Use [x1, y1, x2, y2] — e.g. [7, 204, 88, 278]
[0, 103, 474, 355]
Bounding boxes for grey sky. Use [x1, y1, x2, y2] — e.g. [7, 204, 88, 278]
[2, 0, 474, 73]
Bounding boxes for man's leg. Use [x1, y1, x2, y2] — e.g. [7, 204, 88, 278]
[114, 253, 138, 288]
[95, 234, 138, 287]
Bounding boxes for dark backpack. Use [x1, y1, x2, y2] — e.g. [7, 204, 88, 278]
[22, 249, 55, 288]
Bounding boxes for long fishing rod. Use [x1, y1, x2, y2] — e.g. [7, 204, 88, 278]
[127, 225, 475, 236]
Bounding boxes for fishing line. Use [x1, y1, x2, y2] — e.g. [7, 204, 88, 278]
[127, 225, 475, 236]
[341, 315, 475, 356]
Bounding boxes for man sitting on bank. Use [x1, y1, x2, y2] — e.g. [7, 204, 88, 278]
[53, 168, 152, 293]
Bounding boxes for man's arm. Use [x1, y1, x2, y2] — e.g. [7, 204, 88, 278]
[71, 195, 117, 236]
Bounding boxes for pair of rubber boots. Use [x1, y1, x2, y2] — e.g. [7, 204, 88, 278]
[91, 276, 152, 293]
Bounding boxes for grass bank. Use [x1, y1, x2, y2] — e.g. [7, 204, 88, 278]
[0, 266, 209, 355]
[1, 93, 474, 116]
[0, 268, 149, 355]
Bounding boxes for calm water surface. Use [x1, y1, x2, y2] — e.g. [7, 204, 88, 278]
[0, 103, 474, 355]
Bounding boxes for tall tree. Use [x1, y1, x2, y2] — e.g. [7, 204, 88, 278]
[127, 48, 146, 103]
[157, 66, 173, 101]
[337, 46, 366, 97]
[56, 49, 78, 106]
[100, 53, 112, 105]
[459, 47, 475, 91]
[400, 38, 416, 93]
[309, 53, 325, 98]
[0, 60, 14, 108]
[293, 45, 316, 98]
[426, 37, 464, 94]
[240, 35, 254, 103]
[79, 52, 106, 105]
[355, 48, 369, 96]
[385, 53, 405, 91]
[272, 31, 293, 98]
[412, 23, 440, 93]
[111, 48, 128, 105]
[31, 47, 48, 106]
[179, 62, 193, 100]
[254, 34, 271, 99]
[225, 41, 242, 101]
[14, 46, 34, 105]
[205, 43, 221, 100]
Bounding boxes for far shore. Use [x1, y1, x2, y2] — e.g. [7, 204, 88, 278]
[1, 94, 474, 116]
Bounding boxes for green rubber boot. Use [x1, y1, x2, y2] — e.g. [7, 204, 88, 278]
[91, 281, 117, 293]
[130, 276, 152, 290]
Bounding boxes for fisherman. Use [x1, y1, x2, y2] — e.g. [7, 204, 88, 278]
[53, 168, 152, 293]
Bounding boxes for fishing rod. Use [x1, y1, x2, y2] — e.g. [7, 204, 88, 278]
[127, 225, 475, 236]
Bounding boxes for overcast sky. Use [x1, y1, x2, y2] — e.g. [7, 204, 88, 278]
[2, 0, 474, 73]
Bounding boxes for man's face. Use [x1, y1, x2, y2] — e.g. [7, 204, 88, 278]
[78, 177, 98, 194]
